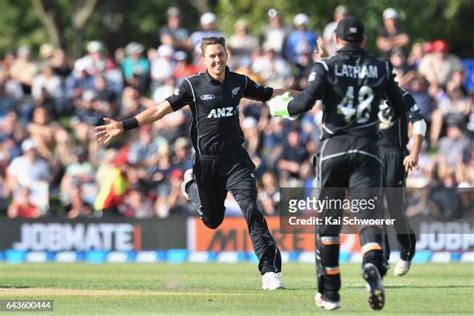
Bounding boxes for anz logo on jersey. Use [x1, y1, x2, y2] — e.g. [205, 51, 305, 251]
[207, 106, 238, 118]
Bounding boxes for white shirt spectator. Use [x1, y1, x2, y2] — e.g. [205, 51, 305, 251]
[323, 6, 348, 56]
[419, 53, 464, 87]
[322, 21, 338, 55]
[8, 154, 50, 187]
[189, 12, 223, 54]
[32, 70, 62, 99]
[252, 48, 292, 88]
[151, 45, 175, 86]
[261, 8, 288, 55]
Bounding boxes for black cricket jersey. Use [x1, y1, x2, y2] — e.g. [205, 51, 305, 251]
[287, 46, 406, 140]
[378, 90, 424, 149]
[166, 67, 273, 155]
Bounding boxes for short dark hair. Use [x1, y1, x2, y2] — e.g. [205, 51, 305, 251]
[200, 37, 226, 56]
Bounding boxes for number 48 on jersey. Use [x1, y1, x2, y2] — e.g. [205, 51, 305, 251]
[337, 85, 374, 124]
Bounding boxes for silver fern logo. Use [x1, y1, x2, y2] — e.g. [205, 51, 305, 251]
[231, 87, 240, 96]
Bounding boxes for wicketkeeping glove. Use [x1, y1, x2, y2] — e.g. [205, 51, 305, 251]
[267, 92, 294, 119]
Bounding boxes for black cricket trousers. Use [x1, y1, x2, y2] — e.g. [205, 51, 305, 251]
[380, 147, 416, 261]
[187, 148, 282, 274]
[315, 134, 387, 301]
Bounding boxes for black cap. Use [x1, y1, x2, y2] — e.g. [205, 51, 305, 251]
[335, 16, 364, 43]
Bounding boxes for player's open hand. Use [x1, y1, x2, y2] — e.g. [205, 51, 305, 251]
[403, 153, 418, 173]
[94, 117, 124, 145]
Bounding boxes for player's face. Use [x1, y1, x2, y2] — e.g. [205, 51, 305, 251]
[202, 44, 228, 78]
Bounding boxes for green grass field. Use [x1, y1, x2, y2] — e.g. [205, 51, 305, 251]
[0, 263, 472, 315]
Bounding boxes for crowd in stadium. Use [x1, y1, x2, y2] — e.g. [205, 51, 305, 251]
[0, 6, 472, 219]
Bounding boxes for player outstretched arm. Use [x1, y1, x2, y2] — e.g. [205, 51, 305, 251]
[404, 125, 424, 172]
[402, 93, 427, 172]
[271, 89, 300, 98]
[240, 74, 299, 117]
[94, 99, 173, 145]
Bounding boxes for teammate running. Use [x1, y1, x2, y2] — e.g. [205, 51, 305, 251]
[378, 90, 426, 276]
[95, 36, 295, 290]
[268, 17, 407, 310]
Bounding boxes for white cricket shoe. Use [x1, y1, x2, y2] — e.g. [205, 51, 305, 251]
[394, 259, 411, 276]
[262, 272, 285, 290]
[315, 292, 341, 310]
[181, 169, 194, 201]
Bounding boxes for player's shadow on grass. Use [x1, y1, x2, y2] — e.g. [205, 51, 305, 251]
[278, 285, 474, 291]
[345, 285, 474, 289]
[387, 285, 474, 289]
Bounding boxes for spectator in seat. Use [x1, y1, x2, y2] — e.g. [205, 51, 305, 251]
[121, 42, 150, 93]
[159, 7, 191, 53]
[119, 182, 155, 218]
[27, 106, 60, 159]
[419, 39, 464, 89]
[228, 19, 259, 68]
[127, 125, 163, 169]
[189, 12, 223, 54]
[261, 8, 289, 56]
[285, 13, 317, 85]
[173, 52, 197, 85]
[406, 75, 435, 123]
[50, 48, 72, 83]
[77, 41, 116, 76]
[407, 41, 426, 70]
[376, 8, 410, 56]
[7, 187, 40, 218]
[65, 59, 95, 98]
[93, 75, 118, 117]
[151, 44, 175, 89]
[252, 45, 292, 88]
[257, 170, 280, 215]
[322, 5, 349, 56]
[430, 72, 472, 144]
[60, 147, 96, 205]
[31, 64, 63, 117]
[5, 138, 51, 197]
[171, 137, 192, 170]
[94, 155, 129, 216]
[278, 129, 309, 182]
[65, 184, 93, 219]
[389, 48, 415, 89]
[437, 115, 472, 170]
[9, 46, 37, 95]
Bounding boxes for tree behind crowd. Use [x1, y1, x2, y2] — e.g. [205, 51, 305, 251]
[0, 0, 472, 59]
